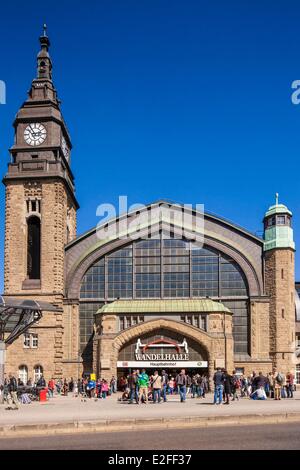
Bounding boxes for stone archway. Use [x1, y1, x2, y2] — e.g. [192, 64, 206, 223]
[113, 318, 212, 358]
[97, 317, 233, 388]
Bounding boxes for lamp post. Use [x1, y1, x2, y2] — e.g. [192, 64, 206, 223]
[0, 341, 6, 386]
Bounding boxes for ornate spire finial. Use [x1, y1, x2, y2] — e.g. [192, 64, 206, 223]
[275, 193, 279, 205]
[37, 25, 52, 80]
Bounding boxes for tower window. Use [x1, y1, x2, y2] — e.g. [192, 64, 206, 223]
[26, 198, 41, 214]
[281, 308, 285, 319]
[281, 269, 284, 280]
[31, 154, 38, 159]
[277, 215, 286, 225]
[27, 216, 41, 280]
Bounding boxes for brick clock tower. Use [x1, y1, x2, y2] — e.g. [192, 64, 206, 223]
[264, 194, 296, 374]
[3, 27, 79, 378]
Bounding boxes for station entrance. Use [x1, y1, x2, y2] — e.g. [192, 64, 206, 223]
[116, 328, 209, 386]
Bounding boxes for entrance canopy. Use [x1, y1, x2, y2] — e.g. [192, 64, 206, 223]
[97, 298, 231, 315]
[0, 296, 62, 344]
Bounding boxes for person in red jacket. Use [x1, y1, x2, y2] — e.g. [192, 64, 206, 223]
[48, 378, 55, 398]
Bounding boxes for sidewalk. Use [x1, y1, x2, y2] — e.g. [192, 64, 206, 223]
[0, 392, 300, 436]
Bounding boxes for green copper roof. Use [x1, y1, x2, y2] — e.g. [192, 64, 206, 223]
[97, 299, 231, 314]
[264, 194, 292, 219]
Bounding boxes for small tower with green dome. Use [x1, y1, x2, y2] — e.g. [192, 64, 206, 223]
[263, 193, 295, 251]
[264, 194, 295, 374]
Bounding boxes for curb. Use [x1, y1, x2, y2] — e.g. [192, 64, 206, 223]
[1, 412, 300, 437]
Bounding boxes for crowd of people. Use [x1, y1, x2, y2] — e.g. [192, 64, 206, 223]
[119, 369, 209, 404]
[0, 368, 297, 409]
[213, 368, 296, 404]
[0, 374, 118, 409]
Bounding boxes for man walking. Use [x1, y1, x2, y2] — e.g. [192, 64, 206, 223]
[128, 371, 138, 404]
[213, 367, 224, 405]
[176, 369, 188, 403]
[7, 374, 19, 410]
[138, 369, 149, 404]
[151, 371, 162, 403]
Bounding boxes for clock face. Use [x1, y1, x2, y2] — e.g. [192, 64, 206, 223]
[61, 135, 70, 160]
[24, 123, 47, 146]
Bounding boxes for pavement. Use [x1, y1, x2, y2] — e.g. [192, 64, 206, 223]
[1, 422, 300, 450]
[0, 391, 300, 437]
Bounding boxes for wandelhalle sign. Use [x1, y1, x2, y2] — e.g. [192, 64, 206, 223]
[117, 337, 208, 369]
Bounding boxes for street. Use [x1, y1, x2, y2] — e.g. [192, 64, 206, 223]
[1, 422, 300, 450]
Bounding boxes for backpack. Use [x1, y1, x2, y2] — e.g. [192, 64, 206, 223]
[233, 377, 241, 388]
[276, 373, 284, 385]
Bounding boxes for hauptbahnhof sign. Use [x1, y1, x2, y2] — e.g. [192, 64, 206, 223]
[117, 361, 208, 369]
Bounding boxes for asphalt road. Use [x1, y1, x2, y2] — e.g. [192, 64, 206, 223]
[1, 422, 300, 450]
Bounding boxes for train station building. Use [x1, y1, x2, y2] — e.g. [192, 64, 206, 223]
[2, 30, 300, 386]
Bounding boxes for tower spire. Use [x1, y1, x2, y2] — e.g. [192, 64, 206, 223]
[37, 24, 52, 80]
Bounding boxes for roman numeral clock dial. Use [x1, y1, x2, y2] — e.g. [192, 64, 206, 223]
[24, 123, 47, 146]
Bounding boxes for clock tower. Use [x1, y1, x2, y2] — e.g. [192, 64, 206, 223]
[3, 27, 78, 302]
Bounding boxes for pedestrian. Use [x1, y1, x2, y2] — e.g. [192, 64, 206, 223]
[69, 377, 74, 393]
[202, 375, 208, 398]
[168, 377, 175, 395]
[6, 373, 19, 410]
[191, 374, 198, 398]
[161, 370, 168, 402]
[73, 379, 78, 397]
[223, 370, 232, 405]
[151, 371, 162, 404]
[286, 371, 295, 398]
[128, 371, 138, 404]
[96, 378, 102, 398]
[37, 374, 46, 388]
[48, 378, 55, 398]
[273, 371, 283, 400]
[101, 380, 109, 398]
[281, 374, 287, 399]
[213, 367, 224, 405]
[267, 372, 273, 398]
[56, 379, 62, 395]
[231, 370, 241, 401]
[110, 376, 117, 394]
[87, 377, 96, 398]
[175, 369, 188, 403]
[138, 369, 149, 404]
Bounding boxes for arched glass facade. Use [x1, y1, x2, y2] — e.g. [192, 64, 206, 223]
[79, 238, 249, 362]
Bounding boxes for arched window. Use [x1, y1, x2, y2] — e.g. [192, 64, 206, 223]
[18, 365, 28, 385]
[79, 238, 250, 358]
[27, 216, 41, 279]
[33, 365, 43, 383]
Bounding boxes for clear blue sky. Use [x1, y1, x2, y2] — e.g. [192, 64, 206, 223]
[0, 0, 300, 290]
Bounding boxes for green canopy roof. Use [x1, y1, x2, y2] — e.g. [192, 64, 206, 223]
[97, 298, 231, 314]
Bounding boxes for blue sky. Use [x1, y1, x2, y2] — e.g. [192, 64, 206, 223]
[0, 0, 300, 289]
